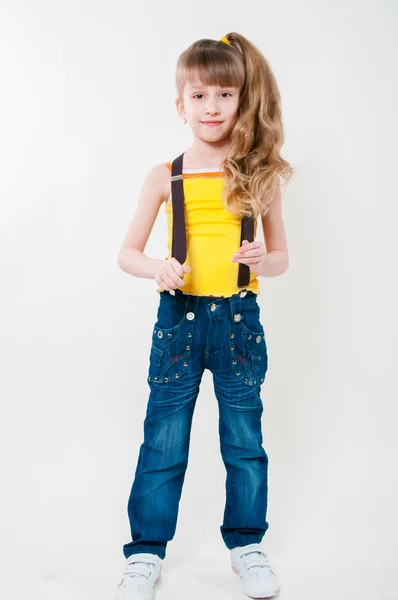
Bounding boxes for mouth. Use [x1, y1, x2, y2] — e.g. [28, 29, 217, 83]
[201, 121, 223, 127]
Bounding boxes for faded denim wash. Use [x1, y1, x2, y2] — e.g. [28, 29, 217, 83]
[123, 288, 269, 560]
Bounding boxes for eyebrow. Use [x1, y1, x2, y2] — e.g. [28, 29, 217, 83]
[186, 84, 236, 90]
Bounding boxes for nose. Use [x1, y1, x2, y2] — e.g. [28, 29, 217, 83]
[205, 100, 220, 115]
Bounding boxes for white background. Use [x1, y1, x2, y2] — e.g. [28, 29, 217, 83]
[1, 1, 397, 599]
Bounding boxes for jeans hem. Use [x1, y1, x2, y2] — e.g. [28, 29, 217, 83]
[123, 545, 166, 560]
[222, 533, 266, 550]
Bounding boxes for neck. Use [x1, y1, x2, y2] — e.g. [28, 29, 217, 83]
[185, 137, 231, 168]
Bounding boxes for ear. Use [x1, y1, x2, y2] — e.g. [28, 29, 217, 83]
[175, 96, 186, 121]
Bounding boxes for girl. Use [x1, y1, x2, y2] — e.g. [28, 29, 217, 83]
[116, 32, 293, 600]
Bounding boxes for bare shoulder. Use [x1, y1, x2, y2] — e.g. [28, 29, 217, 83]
[143, 162, 171, 205]
[117, 162, 171, 255]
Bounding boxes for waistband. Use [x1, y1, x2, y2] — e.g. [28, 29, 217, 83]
[162, 288, 257, 301]
[160, 288, 257, 320]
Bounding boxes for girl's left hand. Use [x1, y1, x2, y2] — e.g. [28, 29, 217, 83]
[231, 239, 266, 274]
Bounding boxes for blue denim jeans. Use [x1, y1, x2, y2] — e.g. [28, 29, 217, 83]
[123, 288, 269, 560]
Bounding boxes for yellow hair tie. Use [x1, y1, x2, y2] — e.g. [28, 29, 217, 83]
[220, 36, 231, 46]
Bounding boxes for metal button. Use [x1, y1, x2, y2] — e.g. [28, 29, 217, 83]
[240, 290, 247, 298]
[157, 331, 163, 338]
[256, 336, 262, 343]
[210, 303, 217, 312]
[234, 313, 242, 322]
[186, 312, 195, 320]
[169, 289, 176, 296]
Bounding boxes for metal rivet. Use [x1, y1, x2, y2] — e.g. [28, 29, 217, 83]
[154, 377, 158, 381]
[167, 333, 172, 338]
[175, 373, 180, 378]
[248, 334, 252, 340]
[185, 345, 190, 351]
[236, 371, 240, 376]
[230, 333, 234, 338]
[232, 359, 237, 364]
[183, 362, 188, 366]
[253, 380, 256, 385]
[256, 336, 262, 343]
[210, 303, 217, 312]
[169, 289, 176, 296]
[244, 378, 248, 383]
[186, 312, 195, 320]
[231, 345, 234, 350]
[260, 378, 264, 383]
[188, 332, 192, 337]
[157, 331, 163, 338]
[164, 377, 168, 382]
[154, 330, 157, 334]
[240, 290, 247, 298]
[234, 313, 242, 322]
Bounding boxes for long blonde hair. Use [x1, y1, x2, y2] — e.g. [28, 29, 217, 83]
[176, 32, 294, 218]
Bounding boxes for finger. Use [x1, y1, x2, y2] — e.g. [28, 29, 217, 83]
[232, 257, 261, 264]
[233, 249, 264, 259]
[168, 257, 185, 278]
[235, 241, 262, 254]
[166, 268, 186, 287]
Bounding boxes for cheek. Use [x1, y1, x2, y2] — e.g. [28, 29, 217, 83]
[189, 104, 201, 118]
[227, 102, 240, 120]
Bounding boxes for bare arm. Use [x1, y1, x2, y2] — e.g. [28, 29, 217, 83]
[117, 163, 169, 279]
[258, 184, 289, 277]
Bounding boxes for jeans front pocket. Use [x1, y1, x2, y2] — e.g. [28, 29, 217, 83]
[151, 320, 182, 366]
[148, 297, 196, 384]
[229, 305, 268, 387]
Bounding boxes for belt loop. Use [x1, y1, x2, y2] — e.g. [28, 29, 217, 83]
[185, 292, 199, 319]
[229, 292, 242, 321]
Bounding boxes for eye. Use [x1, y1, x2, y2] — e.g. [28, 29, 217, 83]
[192, 92, 232, 99]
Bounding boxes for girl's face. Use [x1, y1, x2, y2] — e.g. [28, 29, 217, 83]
[177, 81, 240, 143]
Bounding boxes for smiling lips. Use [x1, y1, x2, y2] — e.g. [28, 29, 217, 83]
[201, 121, 223, 127]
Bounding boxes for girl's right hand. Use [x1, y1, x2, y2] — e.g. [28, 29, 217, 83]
[155, 258, 192, 291]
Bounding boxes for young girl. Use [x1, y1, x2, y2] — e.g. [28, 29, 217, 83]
[116, 32, 293, 600]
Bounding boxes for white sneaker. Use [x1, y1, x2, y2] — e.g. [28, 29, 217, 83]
[230, 543, 280, 598]
[115, 553, 162, 600]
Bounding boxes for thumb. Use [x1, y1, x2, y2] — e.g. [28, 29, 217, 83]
[241, 239, 250, 246]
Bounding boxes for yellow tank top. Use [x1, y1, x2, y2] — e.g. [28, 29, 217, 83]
[156, 162, 260, 297]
